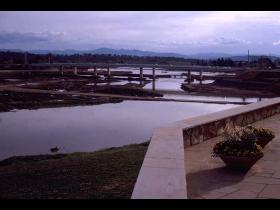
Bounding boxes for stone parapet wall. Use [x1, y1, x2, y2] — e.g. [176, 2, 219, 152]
[131, 127, 187, 199]
[181, 99, 280, 147]
[132, 97, 280, 199]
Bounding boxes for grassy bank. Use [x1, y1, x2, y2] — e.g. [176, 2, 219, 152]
[0, 141, 149, 199]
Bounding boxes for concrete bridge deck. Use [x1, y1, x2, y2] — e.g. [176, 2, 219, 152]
[185, 113, 280, 199]
[28, 63, 246, 72]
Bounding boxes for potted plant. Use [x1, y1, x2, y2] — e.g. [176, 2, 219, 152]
[245, 125, 275, 148]
[213, 126, 264, 171]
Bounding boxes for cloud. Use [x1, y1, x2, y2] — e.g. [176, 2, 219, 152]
[211, 37, 251, 46]
[273, 40, 280, 46]
[0, 31, 65, 44]
[1, 11, 280, 54]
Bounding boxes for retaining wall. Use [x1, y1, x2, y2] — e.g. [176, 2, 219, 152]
[132, 97, 280, 199]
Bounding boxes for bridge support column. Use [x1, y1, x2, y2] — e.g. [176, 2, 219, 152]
[152, 80, 156, 92]
[188, 69, 191, 84]
[199, 70, 203, 84]
[140, 67, 143, 80]
[152, 67, 155, 80]
[107, 66, 111, 77]
[94, 66, 98, 77]
[74, 67, 78, 75]
[60, 66, 64, 76]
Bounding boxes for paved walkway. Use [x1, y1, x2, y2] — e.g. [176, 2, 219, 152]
[185, 113, 280, 199]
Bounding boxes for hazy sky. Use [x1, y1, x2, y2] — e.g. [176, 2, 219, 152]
[1, 11, 280, 54]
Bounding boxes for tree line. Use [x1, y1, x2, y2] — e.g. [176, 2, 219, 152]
[0, 51, 279, 69]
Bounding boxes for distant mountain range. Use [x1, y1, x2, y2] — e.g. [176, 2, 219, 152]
[0, 48, 279, 61]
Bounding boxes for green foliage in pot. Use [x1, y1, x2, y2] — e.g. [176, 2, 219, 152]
[213, 126, 263, 157]
[246, 125, 275, 142]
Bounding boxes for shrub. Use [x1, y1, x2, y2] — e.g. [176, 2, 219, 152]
[246, 125, 275, 142]
[213, 126, 263, 157]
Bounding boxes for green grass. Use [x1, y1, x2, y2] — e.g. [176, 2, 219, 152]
[0, 141, 149, 199]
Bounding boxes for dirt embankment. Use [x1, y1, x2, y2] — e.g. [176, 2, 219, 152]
[93, 84, 163, 97]
[181, 70, 280, 98]
[3, 73, 162, 95]
[0, 141, 149, 199]
[236, 70, 280, 82]
[181, 84, 276, 97]
[0, 91, 123, 112]
[0, 73, 163, 112]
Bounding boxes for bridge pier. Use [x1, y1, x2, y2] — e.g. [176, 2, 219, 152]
[188, 69, 191, 84]
[94, 66, 98, 77]
[140, 67, 143, 80]
[107, 66, 111, 77]
[152, 67, 156, 80]
[200, 70, 203, 84]
[60, 66, 64, 76]
[152, 80, 156, 92]
[74, 67, 78, 75]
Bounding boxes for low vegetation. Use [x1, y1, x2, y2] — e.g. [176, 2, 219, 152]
[246, 125, 275, 147]
[213, 126, 263, 157]
[0, 141, 149, 199]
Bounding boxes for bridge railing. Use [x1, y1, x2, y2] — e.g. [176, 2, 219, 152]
[29, 63, 246, 72]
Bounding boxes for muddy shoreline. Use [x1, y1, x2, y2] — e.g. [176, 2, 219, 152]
[181, 83, 278, 98]
[0, 72, 163, 112]
[0, 90, 123, 112]
[1, 69, 279, 113]
[181, 71, 280, 98]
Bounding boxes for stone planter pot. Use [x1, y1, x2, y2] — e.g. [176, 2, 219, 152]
[219, 154, 264, 171]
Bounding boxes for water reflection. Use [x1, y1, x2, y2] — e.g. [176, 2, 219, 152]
[143, 79, 267, 103]
[163, 94, 267, 103]
[0, 68, 269, 160]
[0, 101, 237, 160]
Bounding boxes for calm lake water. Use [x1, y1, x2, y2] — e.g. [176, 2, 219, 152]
[0, 68, 268, 160]
[0, 101, 237, 160]
[142, 78, 267, 103]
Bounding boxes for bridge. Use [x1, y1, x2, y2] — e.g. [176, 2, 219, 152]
[27, 62, 246, 71]
[1, 63, 277, 105]
[1, 62, 251, 84]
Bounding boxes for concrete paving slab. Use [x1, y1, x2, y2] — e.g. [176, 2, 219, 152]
[258, 184, 280, 199]
[185, 113, 280, 199]
[220, 190, 258, 199]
